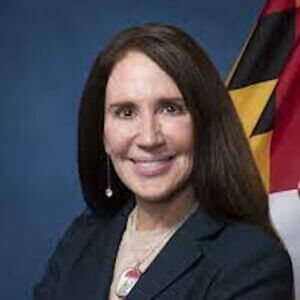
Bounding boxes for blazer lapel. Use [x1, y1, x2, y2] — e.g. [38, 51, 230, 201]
[61, 202, 134, 300]
[95, 212, 128, 298]
[127, 206, 225, 300]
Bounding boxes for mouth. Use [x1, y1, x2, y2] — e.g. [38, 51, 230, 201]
[130, 155, 175, 177]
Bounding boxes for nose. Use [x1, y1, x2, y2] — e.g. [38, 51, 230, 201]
[136, 114, 164, 149]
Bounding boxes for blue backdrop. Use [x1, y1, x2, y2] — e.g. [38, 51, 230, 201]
[0, 1, 263, 299]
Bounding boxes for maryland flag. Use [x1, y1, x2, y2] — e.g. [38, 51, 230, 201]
[227, 0, 300, 297]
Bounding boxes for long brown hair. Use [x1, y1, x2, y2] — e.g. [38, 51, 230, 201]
[78, 23, 278, 239]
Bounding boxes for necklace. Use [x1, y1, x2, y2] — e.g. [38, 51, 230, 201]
[115, 204, 197, 298]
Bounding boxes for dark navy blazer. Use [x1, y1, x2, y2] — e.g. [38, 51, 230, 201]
[34, 201, 294, 299]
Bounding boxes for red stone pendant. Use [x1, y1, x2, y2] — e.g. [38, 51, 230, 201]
[116, 267, 142, 297]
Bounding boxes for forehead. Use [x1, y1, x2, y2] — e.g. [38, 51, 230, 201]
[105, 51, 182, 103]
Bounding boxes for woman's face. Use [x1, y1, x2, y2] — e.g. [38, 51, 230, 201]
[104, 51, 193, 202]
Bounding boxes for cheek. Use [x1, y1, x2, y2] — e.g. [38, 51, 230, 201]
[163, 118, 193, 152]
[104, 118, 133, 156]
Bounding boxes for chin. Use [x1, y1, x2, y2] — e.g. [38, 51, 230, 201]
[132, 179, 192, 205]
[134, 191, 173, 204]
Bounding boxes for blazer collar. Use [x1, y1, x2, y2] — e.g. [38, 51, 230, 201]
[126, 202, 226, 300]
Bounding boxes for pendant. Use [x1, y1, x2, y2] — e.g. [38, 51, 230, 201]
[116, 267, 142, 297]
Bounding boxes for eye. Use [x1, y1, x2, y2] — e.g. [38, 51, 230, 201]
[160, 102, 185, 115]
[114, 106, 136, 119]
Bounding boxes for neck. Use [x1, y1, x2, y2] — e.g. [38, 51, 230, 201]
[134, 185, 198, 231]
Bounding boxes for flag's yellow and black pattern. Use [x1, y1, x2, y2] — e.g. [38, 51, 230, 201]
[227, 0, 300, 193]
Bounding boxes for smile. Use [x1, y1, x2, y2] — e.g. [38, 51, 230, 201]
[130, 156, 175, 177]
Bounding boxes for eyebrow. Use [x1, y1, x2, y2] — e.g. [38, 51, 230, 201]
[107, 97, 185, 110]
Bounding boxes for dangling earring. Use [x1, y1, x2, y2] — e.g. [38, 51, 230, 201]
[105, 155, 113, 198]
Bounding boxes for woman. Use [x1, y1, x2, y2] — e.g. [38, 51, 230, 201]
[34, 24, 294, 299]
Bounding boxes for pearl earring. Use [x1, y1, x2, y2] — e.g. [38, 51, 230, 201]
[105, 155, 113, 198]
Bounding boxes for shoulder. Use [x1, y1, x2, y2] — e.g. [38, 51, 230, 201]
[204, 221, 294, 299]
[210, 221, 285, 258]
[33, 208, 111, 299]
[49, 208, 106, 261]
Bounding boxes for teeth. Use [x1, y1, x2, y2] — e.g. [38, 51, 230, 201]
[133, 156, 174, 163]
[138, 161, 165, 167]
